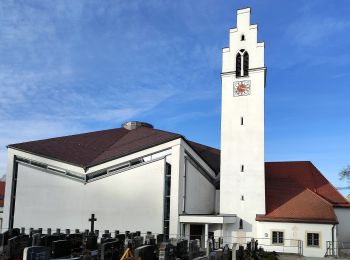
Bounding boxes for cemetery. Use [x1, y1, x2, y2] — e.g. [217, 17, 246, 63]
[0, 214, 280, 260]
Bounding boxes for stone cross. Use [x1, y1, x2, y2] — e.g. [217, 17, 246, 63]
[89, 214, 97, 233]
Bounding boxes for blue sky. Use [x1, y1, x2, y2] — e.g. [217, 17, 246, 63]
[0, 0, 349, 192]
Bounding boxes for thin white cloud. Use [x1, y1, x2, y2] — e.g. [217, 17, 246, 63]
[287, 16, 350, 47]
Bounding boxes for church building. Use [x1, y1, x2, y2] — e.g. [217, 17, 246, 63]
[3, 8, 350, 258]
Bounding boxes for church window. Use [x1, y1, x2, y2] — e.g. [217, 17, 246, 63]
[163, 163, 172, 239]
[236, 49, 249, 77]
[307, 233, 320, 247]
[272, 231, 284, 244]
[241, 117, 244, 125]
[241, 165, 244, 172]
[239, 219, 243, 229]
[241, 195, 244, 201]
[241, 34, 245, 41]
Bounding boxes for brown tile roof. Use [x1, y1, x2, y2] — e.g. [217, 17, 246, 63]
[8, 127, 180, 168]
[257, 161, 350, 224]
[265, 161, 349, 205]
[187, 141, 220, 173]
[8, 126, 220, 173]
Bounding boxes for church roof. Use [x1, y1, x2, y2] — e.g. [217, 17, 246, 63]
[257, 161, 350, 224]
[8, 126, 220, 173]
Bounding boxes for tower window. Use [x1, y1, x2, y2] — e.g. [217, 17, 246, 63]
[239, 219, 243, 229]
[241, 34, 245, 41]
[236, 49, 249, 77]
[241, 195, 244, 201]
[241, 117, 244, 125]
[241, 165, 244, 172]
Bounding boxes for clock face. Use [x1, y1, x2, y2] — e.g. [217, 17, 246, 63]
[234, 80, 251, 97]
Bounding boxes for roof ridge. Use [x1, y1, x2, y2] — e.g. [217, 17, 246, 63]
[88, 127, 182, 167]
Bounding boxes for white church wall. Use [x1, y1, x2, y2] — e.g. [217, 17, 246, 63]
[335, 208, 350, 242]
[169, 143, 185, 237]
[11, 158, 166, 234]
[14, 163, 84, 231]
[256, 221, 334, 257]
[184, 159, 216, 214]
[83, 158, 165, 234]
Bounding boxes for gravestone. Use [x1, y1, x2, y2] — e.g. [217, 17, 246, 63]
[132, 235, 144, 249]
[1, 228, 20, 247]
[134, 244, 157, 260]
[23, 246, 50, 260]
[157, 234, 165, 247]
[116, 234, 125, 242]
[101, 241, 122, 260]
[84, 234, 98, 251]
[66, 233, 83, 254]
[176, 239, 188, 259]
[32, 233, 41, 246]
[209, 249, 223, 260]
[223, 244, 231, 260]
[52, 240, 72, 258]
[7, 235, 31, 260]
[159, 242, 176, 260]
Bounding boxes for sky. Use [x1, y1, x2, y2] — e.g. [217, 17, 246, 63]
[0, 0, 349, 193]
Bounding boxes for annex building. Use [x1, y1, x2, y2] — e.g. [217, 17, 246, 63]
[3, 8, 350, 258]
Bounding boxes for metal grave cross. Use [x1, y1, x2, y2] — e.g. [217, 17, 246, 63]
[89, 214, 97, 233]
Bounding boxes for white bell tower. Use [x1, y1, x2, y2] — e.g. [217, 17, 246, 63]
[220, 8, 266, 237]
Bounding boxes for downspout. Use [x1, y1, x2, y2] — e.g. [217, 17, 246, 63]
[332, 224, 336, 256]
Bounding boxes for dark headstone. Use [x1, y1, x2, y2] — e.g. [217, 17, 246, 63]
[101, 241, 122, 260]
[23, 246, 50, 260]
[84, 234, 98, 251]
[7, 235, 31, 259]
[32, 233, 41, 246]
[159, 242, 176, 260]
[176, 239, 188, 259]
[157, 234, 166, 246]
[2, 228, 20, 247]
[134, 244, 157, 260]
[223, 244, 231, 260]
[67, 233, 83, 253]
[52, 240, 72, 258]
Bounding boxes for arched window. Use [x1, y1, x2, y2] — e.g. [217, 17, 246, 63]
[236, 49, 249, 77]
[241, 34, 245, 41]
[239, 219, 243, 229]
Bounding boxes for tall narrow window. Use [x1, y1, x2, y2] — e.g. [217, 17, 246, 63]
[236, 53, 242, 77]
[241, 117, 244, 125]
[241, 34, 245, 41]
[239, 219, 243, 229]
[236, 49, 249, 77]
[243, 51, 249, 76]
[241, 165, 244, 172]
[241, 195, 244, 201]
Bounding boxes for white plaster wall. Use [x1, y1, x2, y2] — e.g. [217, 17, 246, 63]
[12, 159, 165, 234]
[335, 208, 350, 242]
[184, 160, 216, 214]
[256, 221, 334, 257]
[169, 144, 184, 237]
[220, 7, 265, 238]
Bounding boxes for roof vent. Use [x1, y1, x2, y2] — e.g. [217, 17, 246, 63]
[122, 121, 154, 130]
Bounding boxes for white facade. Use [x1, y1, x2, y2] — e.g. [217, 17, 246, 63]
[256, 221, 335, 257]
[220, 8, 266, 238]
